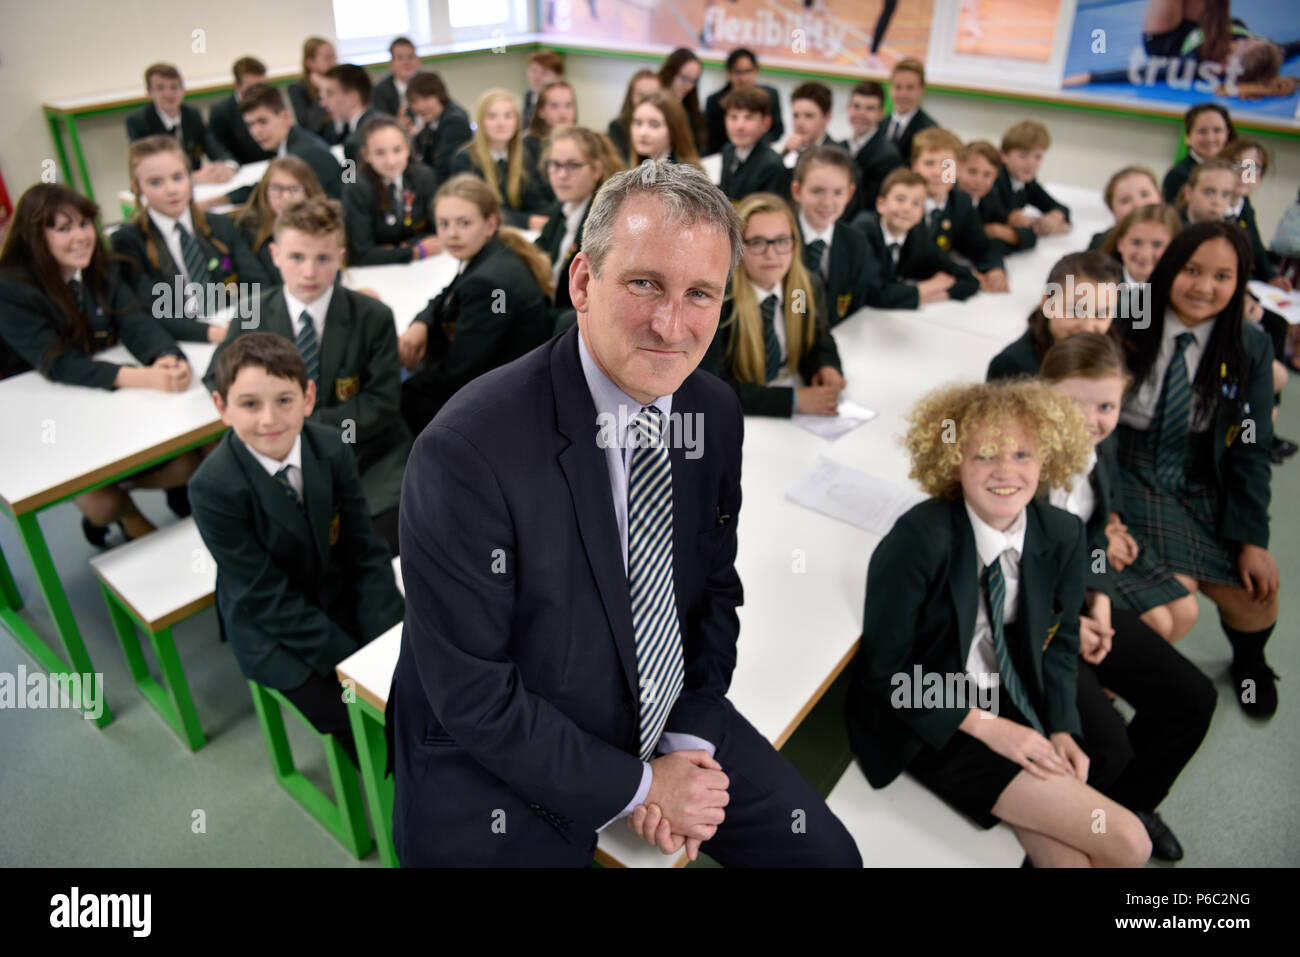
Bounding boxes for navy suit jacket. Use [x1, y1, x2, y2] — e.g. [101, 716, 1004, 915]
[390, 324, 746, 865]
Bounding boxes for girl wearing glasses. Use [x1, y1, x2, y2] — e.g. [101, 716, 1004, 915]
[702, 192, 845, 417]
[237, 155, 326, 286]
[534, 125, 624, 323]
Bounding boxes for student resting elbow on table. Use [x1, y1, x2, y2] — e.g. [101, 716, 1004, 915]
[990, 120, 1071, 238]
[0, 184, 200, 546]
[960, 140, 1034, 256]
[844, 378, 1153, 867]
[398, 174, 553, 434]
[112, 135, 267, 345]
[701, 193, 845, 417]
[342, 115, 440, 267]
[449, 89, 553, 231]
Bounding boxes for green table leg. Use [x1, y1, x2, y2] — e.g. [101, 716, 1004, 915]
[0, 544, 23, 611]
[346, 694, 397, 868]
[100, 584, 206, 751]
[45, 112, 74, 189]
[1, 511, 112, 728]
[65, 115, 95, 204]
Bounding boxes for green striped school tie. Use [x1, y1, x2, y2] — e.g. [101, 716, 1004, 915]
[803, 238, 827, 278]
[295, 311, 320, 385]
[1155, 333, 1196, 491]
[274, 466, 304, 510]
[982, 557, 1044, 734]
[176, 221, 211, 286]
[761, 294, 781, 383]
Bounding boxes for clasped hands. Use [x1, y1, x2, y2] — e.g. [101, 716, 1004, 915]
[626, 749, 729, 861]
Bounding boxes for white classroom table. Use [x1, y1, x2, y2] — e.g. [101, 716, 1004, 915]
[0, 342, 222, 728]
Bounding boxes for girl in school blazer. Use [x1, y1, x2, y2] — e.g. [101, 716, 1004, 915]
[1113, 221, 1280, 717]
[342, 115, 440, 266]
[1102, 203, 1182, 289]
[287, 37, 336, 139]
[1088, 166, 1161, 251]
[701, 192, 845, 418]
[397, 174, 553, 434]
[1039, 333, 1215, 861]
[449, 89, 552, 231]
[986, 251, 1124, 382]
[532, 125, 624, 324]
[0, 184, 200, 545]
[626, 91, 703, 172]
[522, 80, 578, 208]
[845, 379, 1152, 867]
[236, 155, 327, 288]
[606, 70, 661, 162]
[1162, 103, 1235, 203]
[111, 135, 266, 344]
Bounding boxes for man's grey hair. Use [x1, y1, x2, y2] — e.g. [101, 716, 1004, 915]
[583, 159, 743, 276]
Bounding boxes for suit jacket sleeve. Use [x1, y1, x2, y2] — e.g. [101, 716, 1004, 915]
[934, 247, 978, 301]
[344, 182, 415, 265]
[312, 298, 403, 445]
[333, 439, 404, 637]
[435, 112, 473, 185]
[1026, 180, 1069, 221]
[399, 422, 646, 829]
[957, 201, 1004, 272]
[424, 270, 518, 392]
[797, 277, 842, 377]
[1218, 328, 1275, 549]
[1041, 518, 1085, 737]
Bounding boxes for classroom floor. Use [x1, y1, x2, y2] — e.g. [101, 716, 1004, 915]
[2, 394, 1298, 868]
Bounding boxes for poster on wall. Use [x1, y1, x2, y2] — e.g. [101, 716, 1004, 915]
[924, 0, 1075, 92]
[1060, 0, 1300, 124]
[539, 0, 934, 77]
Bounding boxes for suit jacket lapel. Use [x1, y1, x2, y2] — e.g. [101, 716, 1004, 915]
[949, 500, 979, 667]
[231, 434, 315, 550]
[300, 427, 333, 571]
[318, 289, 353, 396]
[148, 219, 181, 277]
[1018, 504, 1050, 692]
[551, 329, 640, 700]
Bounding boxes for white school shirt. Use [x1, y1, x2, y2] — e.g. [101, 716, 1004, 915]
[1049, 448, 1099, 524]
[888, 109, 915, 142]
[750, 278, 790, 372]
[847, 125, 878, 157]
[964, 501, 1026, 691]
[550, 195, 590, 290]
[245, 433, 304, 498]
[798, 211, 834, 279]
[284, 285, 334, 345]
[1119, 308, 1217, 432]
[881, 223, 907, 270]
[147, 207, 199, 281]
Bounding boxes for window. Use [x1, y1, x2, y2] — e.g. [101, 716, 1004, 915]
[448, 0, 509, 28]
[332, 0, 433, 61]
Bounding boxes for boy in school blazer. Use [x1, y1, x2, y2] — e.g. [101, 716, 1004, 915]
[790, 145, 869, 325]
[320, 64, 376, 165]
[881, 59, 937, 170]
[842, 81, 904, 221]
[240, 83, 344, 199]
[991, 121, 1071, 238]
[851, 169, 978, 310]
[192, 333, 403, 755]
[407, 72, 473, 186]
[208, 57, 275, 166]
[718, 87, 788, 202]
[703, 48, 784, 155]
[204, 198, 411, 532]
[126, 63, 235, 174]
[371, 37, 421, 123]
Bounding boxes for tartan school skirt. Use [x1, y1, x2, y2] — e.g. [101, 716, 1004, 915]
[1113, 425, 1240, 615]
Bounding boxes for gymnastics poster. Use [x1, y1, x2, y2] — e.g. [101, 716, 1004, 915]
[1061, 0, 1300, 124]
[539, 0, 935, 77]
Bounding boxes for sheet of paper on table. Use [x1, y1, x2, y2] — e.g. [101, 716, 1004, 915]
[791, 398, 877, 440]
[787, 455, 927, 537]
[1248, 280, 1300, 325]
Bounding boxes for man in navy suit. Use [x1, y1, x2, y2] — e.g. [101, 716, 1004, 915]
[390, 160, 861, 867]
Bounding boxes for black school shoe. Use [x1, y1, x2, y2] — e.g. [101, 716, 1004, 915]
[166, 485, 192, 518]
[1230, 658, 1280, 718]
[1135, 810, 1183, 862]
[1270, 437, 1299, 465]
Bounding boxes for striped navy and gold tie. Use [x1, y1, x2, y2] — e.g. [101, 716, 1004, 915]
[982, 556, 1043, 734]
[627, 406, 684, 762]
[761, 294, 781, 383]
[803, 238, 827, 278]
[295, 311, 320, 385]
[1155, 332, 1196, 491]
[274, 465, 303, 510]
[176, 221, 210, 317]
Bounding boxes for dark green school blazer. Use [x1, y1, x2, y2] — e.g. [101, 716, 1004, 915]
[976, 187, 1037, 254]
[341, 108, 379, 167]
[1162, 155, 1196, 204]
[412, 100, 472, 187]
[1233, 197, 1280, 282]
[203, 285, 411, 512]
[797, 220, 870, 326]
[189, 420, 403, 691]
[847, 125, 904, 216]
[0, 264, 182, 387]
[342, 164, 437, 266]
[719, 143, 789, 202]
[124, 103, 233, 170]
[449, 146, 553, 228]
[534, 197, 591, 312]
[522, 135, 556, 206]
[1088, 227, 1113, 251]
[991, 166, 1070, 222]
[238, 219, 281, 290]
[929, 187, 1004, 273]
[881, 107, 937, 172]
[700, 274, 841, 417]
[111, 209, 268, 342]
[1079, 433, 1122, 599]
[285, 125, 345, 200]
[208, 93, 275, 166]
[986, 328, 1040, 381]
[849, 211, 978, 309]
[288, 81, 331, 141]
[845, 496, 1086, 789]
[404, 236, 551, 413]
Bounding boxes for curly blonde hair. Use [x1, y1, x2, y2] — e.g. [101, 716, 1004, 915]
[904, 380, 1091, 499]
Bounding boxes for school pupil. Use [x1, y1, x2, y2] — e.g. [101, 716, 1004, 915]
[208, 57, 274, 165]
[960, 139, 1030, 254]
[239, 83, 342, 195]
[125, 63, 235, 185]
[911, 128, 1008, 293]
[237, 156, 327, 286]
[407, 72, 473, 187]
[789, 146, 868, 326]
[372, 36, 421, 123]
[1112, 221, 1281, 717]
[112, 135, 266, 343]
[850, 168, 977, 309]
[703, 48, 785, 156]
[606, 69, 661, 161]
[1102, 203, 1182, 286]
[0, 184, 200, 546]
[1163, 103, 1235, 203]
[343, 116, 439, 266]
[993, 120, 1070, 237]
[288, 37, 337, 137]
[845, 378, 1153, 868]
[778, 82, 845, 170]
[987, 251, 1122, 381]
[398, 174, 553, 433]
[627, 90, 703, 170]
[843, 80, 904, 217]
[718, 87, 787, 202]
[702, 193, 844, 417]
[881, 58, 937, 165]
[1090, 166, 1162, 251]
[1178, 157, 1237, 225]
[205, 197, 410, 551]
[1039, 333, 1215, 862]
[450, 89, 552, 229]
[523, 80, 578, 205]
[1219, 138, 1291, 291]
[319, 64, 376, 163]
[523, 50, 564, 127]
[192, 332, 404, 762]
[534, 125, 624, 324]
[657, 47, 706, 153]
